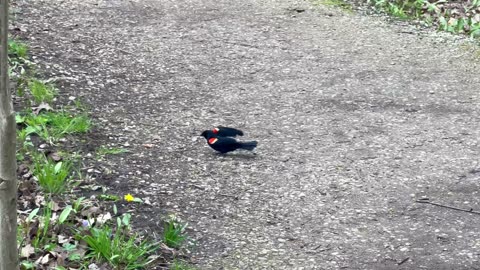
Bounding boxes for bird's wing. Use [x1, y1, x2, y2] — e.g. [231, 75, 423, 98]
[209, 136, 238, 146]
[214, 126, 244, 137]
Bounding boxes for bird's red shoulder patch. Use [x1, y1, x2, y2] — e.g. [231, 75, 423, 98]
[212, 128, 219, 134]
[208, 138, 218, 144]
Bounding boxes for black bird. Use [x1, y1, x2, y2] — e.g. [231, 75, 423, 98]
[200, 130, 257, 154]
[211, 126, 244, 137]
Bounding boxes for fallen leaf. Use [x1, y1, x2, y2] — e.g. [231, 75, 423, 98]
[20, 244, 35, 258]
[48, 152, 62, 162]
[56, 251, 67, 266]
[37, 254, 49, 265]
[35, 194, 45, 207]
[144, 197, 152, 205]
[17, 163, 29, 174]
[81, 206, 100, 216]
[96, 212, 112, 225]
[57, 234, 70, 244]
[32, 102, 53, 115]
[49, 201, 59, 211]
[88, 263, 100, 270]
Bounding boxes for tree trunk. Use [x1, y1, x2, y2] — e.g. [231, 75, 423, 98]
[0, 0, 18, 269]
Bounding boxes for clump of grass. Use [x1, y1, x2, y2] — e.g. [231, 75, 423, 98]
[32, 154, 72, 194]
[28, 79, 57, 104]
[80, 214, 159, 270]
[8, 38, 30, 78]
[73, 99, 89, 111]
[32, 203, 53, 248]
[312, 0, 352, 12]
[46, 111, 91, 136]
[20, 110, 91, 143]
[171, 260, 196, 270]
[163, 216, 188, 249]
[16, 126, 35, 161]
[369, 0, 414, 19]
[98, 194, 121, 201]
[8, 39, 28, 59]
[96, 146, 128, 159]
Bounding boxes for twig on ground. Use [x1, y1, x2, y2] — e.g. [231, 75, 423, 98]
[415, 198, 480, 215]
[398, 257, 410, 265]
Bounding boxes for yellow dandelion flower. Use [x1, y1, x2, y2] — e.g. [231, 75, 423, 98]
[124, 193, 134, 202]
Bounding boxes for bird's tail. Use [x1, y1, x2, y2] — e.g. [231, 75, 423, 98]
[240, 141, 258, 151]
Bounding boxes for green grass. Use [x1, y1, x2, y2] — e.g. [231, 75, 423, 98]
[163, 218, 187, 249]
[32, 202, 53, 249]
[17, 127, 35, 145]
[367, 0, 480, 37]
[369, 0, 413, 19]
[73, 99, 89, 111]
[8, 38, 30, 78]
[28, 79, 57, 104]
[20, 110, 91, 142]
[32, 154, 72, 194]
[16, 127, 35, 161]
[312, 0, 352, 11]
[96, 146, 128, 158]
[171, 260, 197, 270]
[98, 194, 121, 201]
[81, 215, 159, 270]
[8, 39, 28, 59]
[46, 111, 91, 136]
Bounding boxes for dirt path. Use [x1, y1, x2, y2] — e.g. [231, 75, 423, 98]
[14, 0, 480, 268]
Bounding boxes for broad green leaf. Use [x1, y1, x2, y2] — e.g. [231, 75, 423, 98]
[59, 205, 72, 224]
[25, 125, 38, 135]
[122, 213, 131, 226]
[27, 208, 40, 222]
[456, 18, 465, 32]
[20, 261, 35, 269]
[16, 114, 25, 123]
[54, 162, 62, 174]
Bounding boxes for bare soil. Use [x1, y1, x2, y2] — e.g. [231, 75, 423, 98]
[12, 0, 480, 269]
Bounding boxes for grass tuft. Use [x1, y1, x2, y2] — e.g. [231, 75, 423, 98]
[46, 111, 91, 137]
[28, 79, 57, 104]
[96, 146, 128, 158]
[81, 214, 159, 270]
[312, 0, 352, 11]
[171, 259, 197, 270]
[163, 216, 188, 249]
[21, 110, 91, 142]
[8, 39, 28, 59]
[32, 154, 72, 194]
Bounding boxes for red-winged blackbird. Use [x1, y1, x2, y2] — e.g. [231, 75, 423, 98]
[211, 126, 244, 137]
[200, 129, 257, 154]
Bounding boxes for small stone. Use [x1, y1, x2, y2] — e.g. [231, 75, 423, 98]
[259, 249, 270, 255]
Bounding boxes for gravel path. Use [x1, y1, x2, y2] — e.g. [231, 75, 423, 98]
[14, 0, 480, 268]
